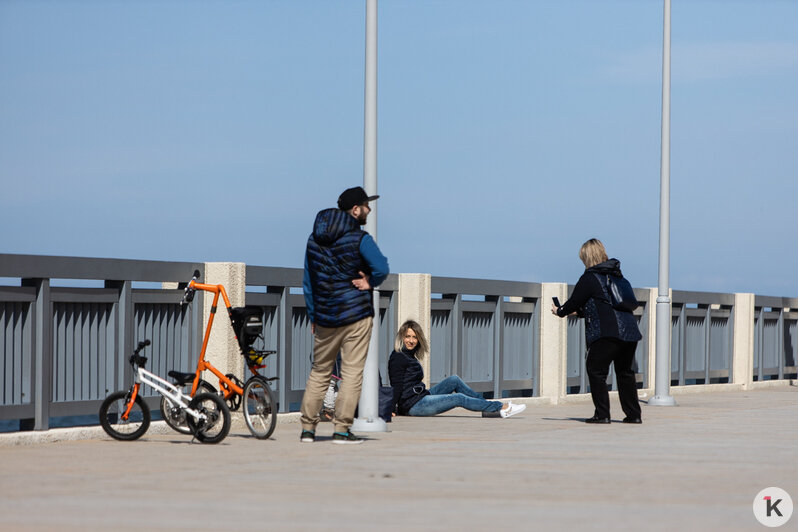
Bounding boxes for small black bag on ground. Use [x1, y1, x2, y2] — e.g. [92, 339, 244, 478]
[378, 386, 394, 423]
[353, 377, 394, 423]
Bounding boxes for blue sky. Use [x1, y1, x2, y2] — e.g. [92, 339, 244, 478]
[1, 1, 796, 297]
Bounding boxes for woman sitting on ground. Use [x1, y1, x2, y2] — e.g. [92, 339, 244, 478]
[388, 320, 526, 418]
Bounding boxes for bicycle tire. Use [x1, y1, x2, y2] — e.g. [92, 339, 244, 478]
[99, 390, 151, 441]
[159, 380, 216, 435]
[186, 392, 231, 444]
[242, 376, 277, 440]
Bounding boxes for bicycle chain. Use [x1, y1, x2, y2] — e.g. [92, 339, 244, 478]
[221, 374, 243, 411]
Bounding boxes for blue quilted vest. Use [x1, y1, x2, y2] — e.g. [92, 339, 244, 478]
[306, 208, 374, 328]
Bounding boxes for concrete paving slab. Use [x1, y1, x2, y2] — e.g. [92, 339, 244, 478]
[1, 386, 796, 531]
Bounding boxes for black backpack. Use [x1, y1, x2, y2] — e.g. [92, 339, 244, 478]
[594, 273, 638, 313]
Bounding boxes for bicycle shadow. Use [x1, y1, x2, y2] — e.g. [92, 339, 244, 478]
[227, 433, 275, 441]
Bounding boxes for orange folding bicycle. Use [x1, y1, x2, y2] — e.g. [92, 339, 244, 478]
[159, 270, 278, 439]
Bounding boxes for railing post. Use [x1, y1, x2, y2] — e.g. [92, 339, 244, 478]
[732, 293, 755, 389]
[492, 296, 504, 400]
[777, 307, 785, 380]
[754, 305, 763, 382]
[644, 287, 658, 392]
[202, 263, 246, 379]
[539, 283, 567, 404]
[22, 278, 51, 430]
[676, 295, 684, 386]
[109, 280, 133, 394]
[449, 294, 462, 379]
[396, 273, 431, 387]
[704, 305, 712, 384]
[276, 285, 291, 413]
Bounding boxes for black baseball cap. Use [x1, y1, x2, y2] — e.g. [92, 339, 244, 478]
[337, 186, 379, 211]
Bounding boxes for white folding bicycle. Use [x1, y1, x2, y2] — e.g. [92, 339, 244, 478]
[99, 339, 231, 444]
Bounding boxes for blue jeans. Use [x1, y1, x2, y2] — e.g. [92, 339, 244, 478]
[408, 375, 502, 416]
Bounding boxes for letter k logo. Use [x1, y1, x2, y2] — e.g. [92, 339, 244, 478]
[765, 496, 784, 518]
[754, 487, 792, 527]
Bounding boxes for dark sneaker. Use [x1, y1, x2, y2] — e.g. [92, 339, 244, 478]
[332, 431, 364, 445]
[300, 430, 315, 443]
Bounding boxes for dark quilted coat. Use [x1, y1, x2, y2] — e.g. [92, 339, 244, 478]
[557, 259, 642, 346]
[305, 208, 374, 328]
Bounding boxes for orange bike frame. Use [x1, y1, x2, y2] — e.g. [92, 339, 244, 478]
[122, 383, 141, 420]
[187, 280, 261, 400]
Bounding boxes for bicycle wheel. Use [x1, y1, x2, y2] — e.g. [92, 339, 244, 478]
[242, 376, 277, 440]
[160, 380, 216, 435]
[99, 390, 151, 441]
[186, 392, 230, 444]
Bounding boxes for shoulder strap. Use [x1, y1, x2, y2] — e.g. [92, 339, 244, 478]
[592, 272, 613, 305]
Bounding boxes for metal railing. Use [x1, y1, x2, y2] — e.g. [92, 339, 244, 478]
[670, 290, 735, 386]
[0, 254, 204, 430]
[753, 296, 798, 381]
[2, 252, 796, 433]
[243, 265, 398, 413]
[430, 277, 539, 399]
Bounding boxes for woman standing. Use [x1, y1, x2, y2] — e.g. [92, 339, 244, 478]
[388, 320, 525, 418]
[551, 239, 643, 424]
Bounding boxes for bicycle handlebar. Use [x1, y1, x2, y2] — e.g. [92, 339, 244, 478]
[180, 270, 201, 306]
[129, 339, 151, 367]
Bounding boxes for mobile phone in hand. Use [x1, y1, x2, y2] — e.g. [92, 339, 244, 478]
[552, 297, 561, 307]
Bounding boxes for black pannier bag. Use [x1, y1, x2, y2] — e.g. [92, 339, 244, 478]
[229, 306, 263, 352]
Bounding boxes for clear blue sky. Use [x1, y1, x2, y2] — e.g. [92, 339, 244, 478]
[1, 1, 796, 297]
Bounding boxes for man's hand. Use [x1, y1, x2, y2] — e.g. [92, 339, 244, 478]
[311, 323, 316, 335]
[352, 271, 371, 291]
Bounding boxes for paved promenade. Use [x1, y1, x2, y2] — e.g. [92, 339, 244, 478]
[1, 385, 796, 531]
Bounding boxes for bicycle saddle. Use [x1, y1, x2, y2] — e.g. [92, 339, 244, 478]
[168, 370, 197, 386]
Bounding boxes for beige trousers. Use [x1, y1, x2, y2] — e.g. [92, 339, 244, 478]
[300, 317, 373, 434]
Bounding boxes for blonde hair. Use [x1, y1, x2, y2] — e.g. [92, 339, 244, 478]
[579, 238, 609, 268]
[394, 319, 429, 359]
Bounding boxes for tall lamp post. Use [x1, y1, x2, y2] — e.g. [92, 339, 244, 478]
[649, 0, 677, 407]
[352, 0, 388, 432]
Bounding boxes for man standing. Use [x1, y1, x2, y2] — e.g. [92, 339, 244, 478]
[300, 186, 389, 444]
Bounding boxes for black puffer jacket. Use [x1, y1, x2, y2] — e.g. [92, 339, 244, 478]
[388, 347, 430, 415]
[556, 259, 642, 346]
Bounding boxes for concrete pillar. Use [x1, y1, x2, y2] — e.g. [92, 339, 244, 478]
[732, 292, 755, 389]
[202, 262, 246, 379]
[396, 273, 432, 387]
[539, 283, 568, 404]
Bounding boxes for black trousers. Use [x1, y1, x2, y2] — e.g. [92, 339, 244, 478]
[586, 338, 642, 420]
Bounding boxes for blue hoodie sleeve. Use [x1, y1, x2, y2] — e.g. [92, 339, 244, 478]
[303, 253, 315, 323]
[359, 234, 389, 287]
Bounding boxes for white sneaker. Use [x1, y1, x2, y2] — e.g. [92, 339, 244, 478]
[500, 402, 526, 418]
